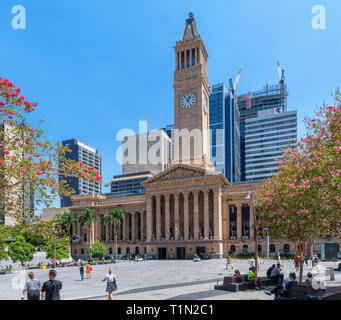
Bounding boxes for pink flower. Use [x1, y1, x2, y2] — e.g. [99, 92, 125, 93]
[318, 176, 323, 183]
[3, 150, 9, 155]
[36, 170, 42, 175]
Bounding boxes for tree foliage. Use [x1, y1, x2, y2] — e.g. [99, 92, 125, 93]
[0, 77, 101, 220]
[255, 93, 341, 282]
[89, 240, 105, 259]
[8, 235, 36, 265]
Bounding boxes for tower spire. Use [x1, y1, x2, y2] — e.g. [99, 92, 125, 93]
[181, 12, 199, 41]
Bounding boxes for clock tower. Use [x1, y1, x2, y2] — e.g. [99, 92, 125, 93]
[173, 13, 212, 168]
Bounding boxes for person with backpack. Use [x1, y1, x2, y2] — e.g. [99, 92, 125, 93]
[22, 272, 41, 300]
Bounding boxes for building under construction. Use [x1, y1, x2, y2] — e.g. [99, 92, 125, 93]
[237, 65, 289, 181]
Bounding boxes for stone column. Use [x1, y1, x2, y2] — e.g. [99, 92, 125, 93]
[193, 190, 199, 240]
[204, 189, 209, 239]
[165, 193, 170, 240]
[249, 203, 254, 239]
[126, 213, 130, 241]
[237, 204, 242, 239]
[174, 192, 180, 240]
[225, 202, 230, 239]
[146, 194, 153, 241]
[105, 220, 109, 243]
[131, 212, 136, 242]
[140, 212, 144, 241]
[213, 188, 222, 239]
[156, 194, 161, 241]
[91, 221, 95, 244]
[183, 191, 189, 240]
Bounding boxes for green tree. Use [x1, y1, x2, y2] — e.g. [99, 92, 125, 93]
[54, 210, 78, 238]
[104, 207, 125, 259]
[104, 207, 125, 240]
[45, 236, 70, 261]
[78, 207, 97, 257]
[89, 241, 105, 259]
[8, 235, 36, 266]
[256, 97, 341, 282]
[0, 228, 9, 261]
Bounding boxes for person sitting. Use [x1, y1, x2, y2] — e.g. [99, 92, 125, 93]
[247, 267, 263, 289]
[267, 264, 276, 279]
[271, 263, 284, 285]
[234, 269, 241, 277]
[304, 272, 313, 284]
[265, 272, 297, 297]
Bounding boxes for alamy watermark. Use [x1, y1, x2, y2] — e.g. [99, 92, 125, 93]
[312, 5, 326, 30]
[11, 5, 26, 30]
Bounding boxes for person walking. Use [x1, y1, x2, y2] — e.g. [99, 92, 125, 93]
[86, 263, 92, 279]
[79, 263, 85, 281]
[22, 272, 41, 300]
[101, 268, 117, 300]
[41, 270, 62, 300]
[225, 255, 233, 270]
[294, 256, 300, 273]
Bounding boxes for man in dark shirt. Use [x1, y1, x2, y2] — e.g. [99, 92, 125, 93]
[41, 269, 62, 300]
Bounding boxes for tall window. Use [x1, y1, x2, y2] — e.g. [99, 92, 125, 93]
[229, 206, 237, 237]
[242, 205, 250, 237]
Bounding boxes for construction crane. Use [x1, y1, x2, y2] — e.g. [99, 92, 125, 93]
[229, 68, 242, 98]
[276, 61, 285, 85]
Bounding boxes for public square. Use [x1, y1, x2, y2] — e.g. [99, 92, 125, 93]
[1, 259, 340, 300]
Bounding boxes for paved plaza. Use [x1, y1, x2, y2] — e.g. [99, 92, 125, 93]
[1, 259, 340, 300]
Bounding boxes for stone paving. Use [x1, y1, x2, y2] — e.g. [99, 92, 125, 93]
[0, 259, 340, 300]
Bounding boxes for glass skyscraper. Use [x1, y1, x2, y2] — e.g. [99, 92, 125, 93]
[209, 83, 241, 184]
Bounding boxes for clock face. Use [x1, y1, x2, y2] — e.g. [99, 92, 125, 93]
[180, 94, 196, 109]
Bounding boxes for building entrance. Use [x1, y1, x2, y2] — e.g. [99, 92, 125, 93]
[158, 247, 167, 259]
[176, 247, 186, 259]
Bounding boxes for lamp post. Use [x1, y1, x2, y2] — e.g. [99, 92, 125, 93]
[246, 187, 258, 278]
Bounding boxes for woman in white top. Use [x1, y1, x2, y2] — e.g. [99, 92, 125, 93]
[101, 268, 117, 300]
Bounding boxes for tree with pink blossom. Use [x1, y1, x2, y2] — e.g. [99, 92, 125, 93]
[0, 77, 102, 222]
[256, 92, 341, 282]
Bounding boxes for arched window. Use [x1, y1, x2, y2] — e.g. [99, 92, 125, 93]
[258, 245, 262, 253]
[126, 247, 130, 254]
[230, 245, 236, 253]
[270, 244, 276, 253]
[81, 248, 84, 255]
[118, 247, 121, 255]
[144, 247, 147, 254]
[242, 245, 248, 253]
[135, 247, 139, 255]
[283, 244, 290, 253]
[109, 247, 113, 254]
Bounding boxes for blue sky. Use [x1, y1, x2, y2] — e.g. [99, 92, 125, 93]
[0, 0, 340, 197]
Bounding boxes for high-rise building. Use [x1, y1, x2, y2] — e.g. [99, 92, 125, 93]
[244, 109, 297, 182]
[60, 139, 102, 207]
[209, 83, 241, 183]
[238, 81, 289, 180]
[108, 129, 171, 195]
[122, 129, 171, 175]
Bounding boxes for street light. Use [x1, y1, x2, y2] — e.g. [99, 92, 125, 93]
[245, 188, 259, 278]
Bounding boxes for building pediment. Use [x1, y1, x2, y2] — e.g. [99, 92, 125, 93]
[142, 164, 223, 185]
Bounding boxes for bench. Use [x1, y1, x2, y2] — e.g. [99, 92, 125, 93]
[275, 283, 341, 300]
[214, 275, 275, 292]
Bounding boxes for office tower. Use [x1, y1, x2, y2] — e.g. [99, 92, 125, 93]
[108, 129, 171, 195]
[209, 83, 241, 183]
[238, 81, 289, 180]
[244, 109, 297, 182]
[60, 139, 102, 207]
